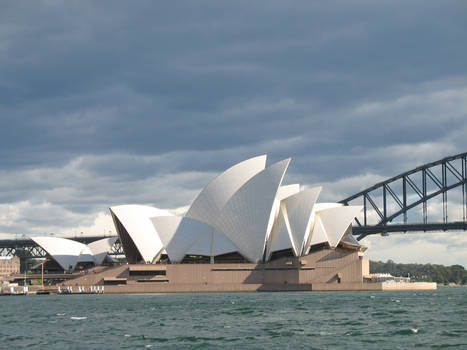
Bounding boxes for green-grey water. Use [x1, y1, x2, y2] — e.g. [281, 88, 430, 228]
[1, 287, 466, 349]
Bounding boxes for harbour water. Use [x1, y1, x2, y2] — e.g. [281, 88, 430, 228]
[1, 287, 466, 349]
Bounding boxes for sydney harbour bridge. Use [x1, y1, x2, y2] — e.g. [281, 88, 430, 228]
[1, 152, 466, 260]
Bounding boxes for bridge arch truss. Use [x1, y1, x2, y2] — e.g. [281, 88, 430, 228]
[340, 152, 467, 240]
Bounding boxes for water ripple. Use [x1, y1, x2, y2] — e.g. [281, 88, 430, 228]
[1, 287, 465, 349]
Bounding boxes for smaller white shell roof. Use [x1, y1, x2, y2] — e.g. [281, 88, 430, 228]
[87, 237, 118, 265]
[302, 202, 343, 252]
[281, 187, 322, 256]
[166, 217, 214, 263]
[313, 202, 344, 212]
[150, 216, 182, 248]
[187, 230, 239, 256]
[276, 184, 300, 201]
[315, 205, 363, 248]
[78, 246, 94, 263]
[33, 236, 117, 269]
[110, 204, 173, 263]
[307, 215, 329, 248]
[31, 236, 85, 271]
[267, 203, 294, 255]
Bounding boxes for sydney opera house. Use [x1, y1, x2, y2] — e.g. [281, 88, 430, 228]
[109, 155, 364, 267]
[32, 155, 438, 292]
[37, 155, 423, 292]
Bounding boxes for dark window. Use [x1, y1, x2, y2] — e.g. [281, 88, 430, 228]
[129, 270, 166, 276]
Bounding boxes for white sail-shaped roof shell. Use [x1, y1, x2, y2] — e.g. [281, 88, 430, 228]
[186, 230, 239, 256]
[110, 205, 173, 263]
[302, 202, 343, 252]
[267, 203, 293, 255]
[152, 216, 241, 260]
[150, 216, 182, 249]
[276, 184, 300, 200]
[87, 237, 118, 265]
[164, 217, 213, 263]
[307, 215, 329, 249]
[280, 187, 322, 256]
[305, 205, 362, 253]
[78, 246, 94, 263]
[264, 184, 301, 257]
[214, 159, 290, 263]
[314, 202, 344, 212]
[268, 187, 322, 257]
[317, 205, 363, 248]
[33, 236, 117, 269]
[32, 236, 86, 271]
[185, 155, 267, 227]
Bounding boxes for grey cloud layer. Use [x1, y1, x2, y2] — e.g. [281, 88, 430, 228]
[2, 1, 466, 170]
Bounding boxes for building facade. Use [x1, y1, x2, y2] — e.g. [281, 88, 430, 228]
[0, 256, 20, 275]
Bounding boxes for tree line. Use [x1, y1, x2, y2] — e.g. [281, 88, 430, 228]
[370, 260, 467, 285]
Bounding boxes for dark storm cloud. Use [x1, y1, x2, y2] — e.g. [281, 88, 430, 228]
[1, 0, 466, 174]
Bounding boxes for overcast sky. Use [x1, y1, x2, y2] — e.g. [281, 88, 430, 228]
[1, 1, 466, 266]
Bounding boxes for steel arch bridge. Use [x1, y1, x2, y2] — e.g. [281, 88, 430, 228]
[340, 152, 467, 240]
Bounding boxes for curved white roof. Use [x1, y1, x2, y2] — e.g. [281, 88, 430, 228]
[314, 202, 344, 212]
[267, 203, 293, 256]
[302, 202, 343, 251]
[185, 155, 267, 227]
[87, 237, 118, 265]
[151, 216, 183, 248]
[186, 230, 239, 256]
[110, 205, 173, 263]
[276, 184, 300, 200]
[152, 216, 241, 258]
[281, 187, 322, 256]
[78, 246, 95, 263]
[32, 236, 85, 271]
[165, 217, 213, 263]
[317, 205, 363, 247]
[306, 215, 329, 250]
[264, 185, 300, 251]
[214, 159, 290, 263]
[33, 236, 117, 269]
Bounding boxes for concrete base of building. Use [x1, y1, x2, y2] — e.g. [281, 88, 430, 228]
[98, 282, 437, 293]
[311, 282, 437, 291]
[47, 281, 437, 294]
[50, 247, 437, 293]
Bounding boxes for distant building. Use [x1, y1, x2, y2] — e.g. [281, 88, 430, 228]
[0, 256, 20, 275]
[366, 273, 411, 283]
